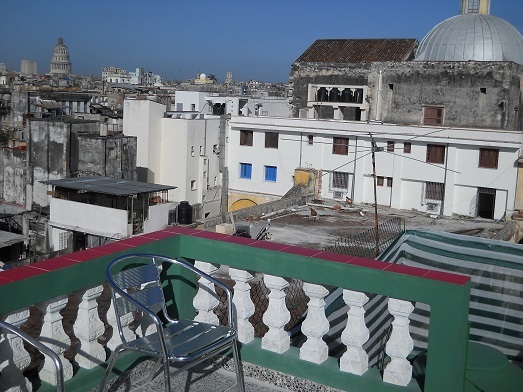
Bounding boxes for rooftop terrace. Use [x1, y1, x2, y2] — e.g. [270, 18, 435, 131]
[0, 225, 521, 391]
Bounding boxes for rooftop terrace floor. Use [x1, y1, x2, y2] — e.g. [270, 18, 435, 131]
[268, 203, 505, 250]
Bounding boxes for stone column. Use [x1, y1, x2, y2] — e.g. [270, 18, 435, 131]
[299, 283, 329, 364]
[36, 296, 73, 385]
[261, 275, 290, 353]
[74, 285, 106, 368]
[383, 298, 414, 386]
[193, 261, 219, 325]
[229, 268, 255, 343]
[0, 309, 31, 392]
[340, 290, 369, 375]
[106, 294, 135, 350]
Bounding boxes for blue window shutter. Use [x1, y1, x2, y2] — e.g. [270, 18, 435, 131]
[265, 166, 277, 181]
[240, 163, 252, 179]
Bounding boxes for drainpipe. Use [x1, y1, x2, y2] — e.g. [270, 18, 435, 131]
[219, 115, 229, 215]
[351, 136, 358, 202]
[440, 143, 449, 216]
[375, 70, 382, 121]
[299, 133, 303, 168]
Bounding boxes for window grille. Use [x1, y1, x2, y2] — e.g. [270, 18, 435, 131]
[331, 171, 349, 189]
[425, 182, 444, 201]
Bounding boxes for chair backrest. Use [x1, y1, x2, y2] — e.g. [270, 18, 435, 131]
[107, 255, 168, 343]
[106, 254, 235, 343]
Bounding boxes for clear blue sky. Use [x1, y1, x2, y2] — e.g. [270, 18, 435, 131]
[1, 0, 522, 83]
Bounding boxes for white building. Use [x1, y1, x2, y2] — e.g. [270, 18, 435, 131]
[125, 91, 521, 220]
[20, 60, 37, 75]
[102, 66, 130, 84]
[227, 116, 522, 220]
[124, 97, 224, 218]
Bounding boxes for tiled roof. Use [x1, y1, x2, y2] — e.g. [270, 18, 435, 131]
[295, 39, 418, 63]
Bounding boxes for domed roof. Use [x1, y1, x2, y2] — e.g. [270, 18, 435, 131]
[414, 14, 523, 65]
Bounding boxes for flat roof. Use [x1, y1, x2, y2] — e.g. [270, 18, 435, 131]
[0, 231, 26, 248]
[41, 176, 176, 196]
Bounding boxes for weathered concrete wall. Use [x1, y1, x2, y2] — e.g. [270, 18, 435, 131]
[75, 135, 137, 179]
[27, 119, 137, 208]
[290, 60, 523, 131]
[0, 147, 26, 205]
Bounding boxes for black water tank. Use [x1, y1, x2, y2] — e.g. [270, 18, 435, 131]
[328, 88, 340, 102]
[341, 88, 353, 103]
[353, 89, 364, 104]
[317, 87, 328, 102]
[178, 201, 193, 224]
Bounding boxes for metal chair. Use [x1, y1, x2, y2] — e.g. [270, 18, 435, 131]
[98, 253, 245, 392]
[0, 319, 65, 392]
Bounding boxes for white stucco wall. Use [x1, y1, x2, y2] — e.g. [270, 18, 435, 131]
[144, 202, 174, 233]
[49, 198, 130, 238]
[227, 116, 522, 220]
[123, 98, 166, 181]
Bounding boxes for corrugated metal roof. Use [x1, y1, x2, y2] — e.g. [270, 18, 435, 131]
[295, 39, 418, 63]
[41, 176, 176, 196]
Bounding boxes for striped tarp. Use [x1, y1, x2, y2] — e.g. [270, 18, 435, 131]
[380, 230, 523, 367]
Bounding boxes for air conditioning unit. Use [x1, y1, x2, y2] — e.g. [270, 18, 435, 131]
[333, 191, 344, 199]
[426, 202, 440, 212]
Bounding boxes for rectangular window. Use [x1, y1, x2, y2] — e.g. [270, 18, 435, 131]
[479, 148, 499, 169]
[377, 176, 384, 186]
[387, 141, 395, 152]
[308, 135, 314, 145]
[387, 177, 393, 187]
[404, 142, 411, 153]
[423, 106, 444, 126]
[333, 137, 349, 155]
[426, 144, 445, 164]
[426, 182, 444, 201]
[190, 180, 197, 190]
[240, 130, 253, 146]
[264, 166, 277, 182]
[331, 171, 349, 189]
[239, 163, 252, 179]
[265, 132, 279, 148]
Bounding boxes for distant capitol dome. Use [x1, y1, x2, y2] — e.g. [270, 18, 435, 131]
[414, 14, 523, 65]
[50, 37, 72, 76]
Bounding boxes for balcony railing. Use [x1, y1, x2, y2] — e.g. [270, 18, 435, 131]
[0, 226, 471, 391]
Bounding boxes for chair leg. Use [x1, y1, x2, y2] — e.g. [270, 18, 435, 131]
[98, 345, 126, 392]
[146, 358, 164, 383]
[232, 340, 245, 392]
[163, 358, 171, 392]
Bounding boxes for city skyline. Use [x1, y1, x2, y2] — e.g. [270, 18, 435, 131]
[1, 0, 522, 83]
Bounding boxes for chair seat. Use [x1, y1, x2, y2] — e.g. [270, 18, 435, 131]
[125, 319, 236, 362]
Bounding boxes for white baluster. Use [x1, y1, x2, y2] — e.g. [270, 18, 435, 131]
[300, 283, 329, 364]
[74, 285, 106, 368]
[261, 275, 290, 353]
[0, 309, 31, 392]
[340, 290, 369, 375]
[383, 298, 414, 386]
[106, 294, 135, 350]
[36, 296, 73, 385]
[193, 261, 219, 325]
[229, 268, 255, 343]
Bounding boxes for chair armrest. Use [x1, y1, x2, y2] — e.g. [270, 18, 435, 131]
[0, 320, 65, 392]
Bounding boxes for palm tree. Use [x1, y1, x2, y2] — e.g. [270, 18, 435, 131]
[208, 74, 217, 83]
